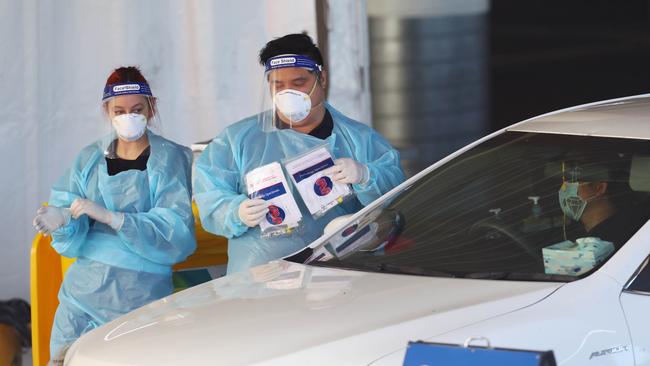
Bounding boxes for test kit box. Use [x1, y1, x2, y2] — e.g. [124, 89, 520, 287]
[284, 146, 352, 218]
[543, 237, 614, 276]
[245, 162, 302, 237]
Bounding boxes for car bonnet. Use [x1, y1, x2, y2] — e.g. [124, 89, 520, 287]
[65, 260, 563, 365]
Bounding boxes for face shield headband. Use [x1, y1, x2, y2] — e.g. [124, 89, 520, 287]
[264, 54, 322, 73]
[102, 82, 153, 101]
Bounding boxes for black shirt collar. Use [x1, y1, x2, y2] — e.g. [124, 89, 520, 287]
[275, 109, 334, 140]
[308, 109, 334, 140]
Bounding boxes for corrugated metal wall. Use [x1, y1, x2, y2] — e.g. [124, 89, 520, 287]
[368, 1, 489, 176]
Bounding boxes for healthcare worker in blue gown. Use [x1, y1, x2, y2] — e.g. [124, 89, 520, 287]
[194, 34, 405, 274]
[32, 66, 196, 361]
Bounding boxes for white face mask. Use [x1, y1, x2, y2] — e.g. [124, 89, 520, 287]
[274, 78, 321, 124]
[111, 113, 147, 141]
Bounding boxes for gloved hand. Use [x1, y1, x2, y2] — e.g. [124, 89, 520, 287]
[32, 206, 71, 235]
[238, 198, 268, 227]
[70, 198, 124, 231]
[323, 158, 369, 185]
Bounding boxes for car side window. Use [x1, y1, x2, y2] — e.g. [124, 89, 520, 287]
[626, 256, 650, 294]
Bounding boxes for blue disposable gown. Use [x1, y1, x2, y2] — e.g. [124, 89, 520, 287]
[48, 131, 196, 356]
[194, 104, 405, 274]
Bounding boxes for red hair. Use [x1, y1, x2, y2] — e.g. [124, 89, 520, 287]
[102, 66, 156, 116]
[105, 66, 149, 87]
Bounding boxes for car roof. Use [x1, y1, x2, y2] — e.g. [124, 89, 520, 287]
[508, 94, 650, 140]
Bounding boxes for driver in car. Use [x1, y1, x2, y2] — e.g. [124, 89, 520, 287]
[558, 157, 644, 249]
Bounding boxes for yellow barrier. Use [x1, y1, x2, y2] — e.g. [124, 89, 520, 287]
[30, 203, 227, 366]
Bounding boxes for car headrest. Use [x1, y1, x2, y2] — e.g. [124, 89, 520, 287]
[630, 155, 650, 192]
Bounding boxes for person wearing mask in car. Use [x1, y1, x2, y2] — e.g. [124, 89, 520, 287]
[558, 157, 646, 249]
[194, 33, 405, 274]
[32, 66, 196, 362]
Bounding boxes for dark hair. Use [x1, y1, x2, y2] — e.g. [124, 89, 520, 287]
[105, 66, 149, 87]
[259, 33, 324, 68]
[568, 154, 634, 208]
[0, 299, 31, 349]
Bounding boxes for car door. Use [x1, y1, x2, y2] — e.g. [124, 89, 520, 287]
[620, 256, 650, 365]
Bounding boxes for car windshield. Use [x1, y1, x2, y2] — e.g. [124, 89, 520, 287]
[302, 132, 650, 282]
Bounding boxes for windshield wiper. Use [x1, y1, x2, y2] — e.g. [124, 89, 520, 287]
[462, 271, 577, 282]
[373, 263, 457, 278]
[309, 260, 457, 278]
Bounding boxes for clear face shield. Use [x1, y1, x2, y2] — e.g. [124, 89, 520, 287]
[101, 82, 162, 159]
[258, 54, 324, 132]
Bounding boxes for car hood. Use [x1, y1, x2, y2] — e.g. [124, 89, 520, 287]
[66, 261, 563, 366]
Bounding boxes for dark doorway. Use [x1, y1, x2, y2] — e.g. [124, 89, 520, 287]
[490, 0, 650, 130]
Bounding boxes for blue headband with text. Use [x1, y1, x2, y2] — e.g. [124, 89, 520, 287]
[102, 82, 153, 101]
[265, 54, 322, 73]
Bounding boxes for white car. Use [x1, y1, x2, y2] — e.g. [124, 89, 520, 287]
[65, 95, 650, 365]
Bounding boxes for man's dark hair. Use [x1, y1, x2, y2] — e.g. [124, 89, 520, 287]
[259, 33, 324, 68]
[565, 152, 635, 208]
[0, 299, 31, 349]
